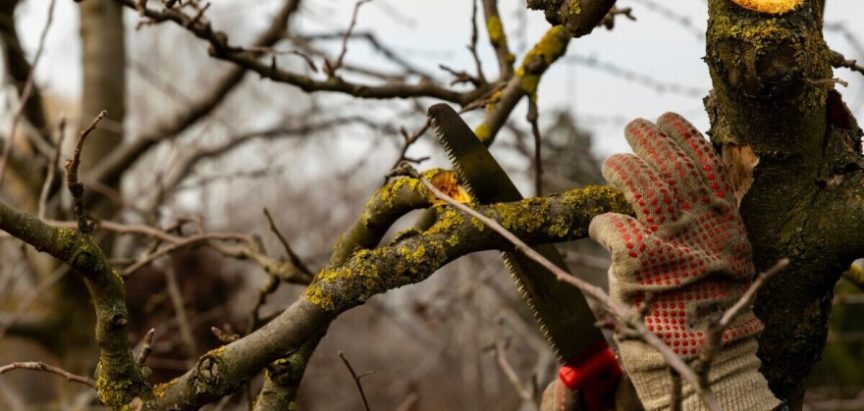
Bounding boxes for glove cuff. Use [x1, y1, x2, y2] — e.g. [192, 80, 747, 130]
[620, 338, 780, 411]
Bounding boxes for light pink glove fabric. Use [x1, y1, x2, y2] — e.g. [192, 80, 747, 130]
[588, 114, 779, 411]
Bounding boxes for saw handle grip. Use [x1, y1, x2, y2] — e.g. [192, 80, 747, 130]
[559, 346, 622, 411]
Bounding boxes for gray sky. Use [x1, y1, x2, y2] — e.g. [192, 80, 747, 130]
[12, 0, 864, 158]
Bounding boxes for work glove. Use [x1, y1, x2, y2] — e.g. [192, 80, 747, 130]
[587, 114, 780, 411]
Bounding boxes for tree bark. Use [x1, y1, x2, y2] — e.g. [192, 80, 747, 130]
[705, 1, 864, 408]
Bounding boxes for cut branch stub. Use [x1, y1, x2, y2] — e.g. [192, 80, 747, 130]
[729, 0, 804, 15]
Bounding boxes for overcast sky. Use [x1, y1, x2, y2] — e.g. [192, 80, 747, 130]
[12, 0, 864, 158]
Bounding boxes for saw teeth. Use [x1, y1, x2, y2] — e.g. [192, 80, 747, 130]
[430, 116, 480, 199]
[504, 254, 566, 362]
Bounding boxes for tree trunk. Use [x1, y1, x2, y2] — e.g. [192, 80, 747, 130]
[705, 1, 864, 408]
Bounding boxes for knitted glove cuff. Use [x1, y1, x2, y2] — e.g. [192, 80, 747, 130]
[619, 338, 780, 411]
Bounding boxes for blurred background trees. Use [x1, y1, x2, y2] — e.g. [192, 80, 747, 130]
[0, 0, 862, 410]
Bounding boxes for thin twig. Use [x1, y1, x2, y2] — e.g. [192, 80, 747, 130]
[600, 6, 637, 30]
[247, 275, 278, 333]
[338, 351, 373, 411]
[389, 117, 432, 172]
[164, 263, 198, 359]
[527, 98, 543, 196]
[120, 0, 486, 104]
[327, 0, 372, 77]
[136, 328, 156, 365]
[830, 49, 864, 77]
[695, 258, 789, 385]
[245, 46, 318, 72]
[263, 208, 311, 276]
[407, 164, 722, 411]
[121, 231, 249, 275]
[65, 110, 107, 234]
[493, 341, 538, 409]
[0, 361, 96, 388]
[0, 0, 57, 185]
[467, 0, 487, 84]
[38, 117, 67, 220]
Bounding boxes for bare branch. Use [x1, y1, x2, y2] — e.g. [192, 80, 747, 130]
[326, 0, 372, 77]
[164, 263, 198, 359]
[263, 208, 312, 277]
[338, 351, 374, 411]
[477, 26, 571, 144]
[91, 0, 304, 186]
[695, 258, 789, 385]
[65, 110, 107, 234]
[117, 0, 487, 105]
[830, 49, 864, 77]
[481, 0, 514, 79]
[493, 340, 538, 409]
[0, 361, 96, 388]
[527, 98, 543, 196]
[136, 328, 156, 365]
[0, 199, 146, 406]
[144, 179, 630, 409]
[38, 117, 67, 220]
[0, 0, 57, 184]
[468, 0, 487, 84]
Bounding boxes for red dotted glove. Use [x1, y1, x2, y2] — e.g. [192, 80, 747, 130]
[588, 114, 779, 410]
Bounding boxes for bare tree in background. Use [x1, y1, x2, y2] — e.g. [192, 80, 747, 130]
[0, 0, 862, 410]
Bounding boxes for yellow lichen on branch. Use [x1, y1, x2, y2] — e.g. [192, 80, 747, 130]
[729, 0, 803, 14]
[515, 25, 571, 97]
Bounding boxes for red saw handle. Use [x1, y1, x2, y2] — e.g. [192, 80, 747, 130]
[559, 345, 622, 411]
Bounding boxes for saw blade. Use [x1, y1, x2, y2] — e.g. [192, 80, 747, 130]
[427, 103, 608, 361]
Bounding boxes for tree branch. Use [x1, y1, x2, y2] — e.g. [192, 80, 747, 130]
[92, 0, 303, 187]
[481, 0, 514, 79]
[143, 180, 630, 410]
[412, 167, 720, 410]
[115, 0, 488, 105]
[0, 200, 145, 406]
[0, 361, 96, 388]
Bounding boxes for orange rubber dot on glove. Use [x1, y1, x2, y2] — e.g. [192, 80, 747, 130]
[588, 114, 780, 411]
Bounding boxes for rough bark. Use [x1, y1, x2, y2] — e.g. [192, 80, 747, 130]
[705, 1, 864, 408]
[144, 183, 630, 410]
[0, 199, 147, 406]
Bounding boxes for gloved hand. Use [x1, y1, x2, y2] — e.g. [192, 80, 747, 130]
[588, 114, 780, 411]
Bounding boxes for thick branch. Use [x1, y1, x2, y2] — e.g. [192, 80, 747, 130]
[481, 0, 515, 79]
[0, 200, 145, 405]
[144, 183, 630, 410]
[477, 26, 571, 144]
[251, 337, 321, 411]
[527, 0, 618, 38]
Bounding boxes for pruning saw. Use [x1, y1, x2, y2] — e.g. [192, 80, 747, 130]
[428, 104, 622, 410]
